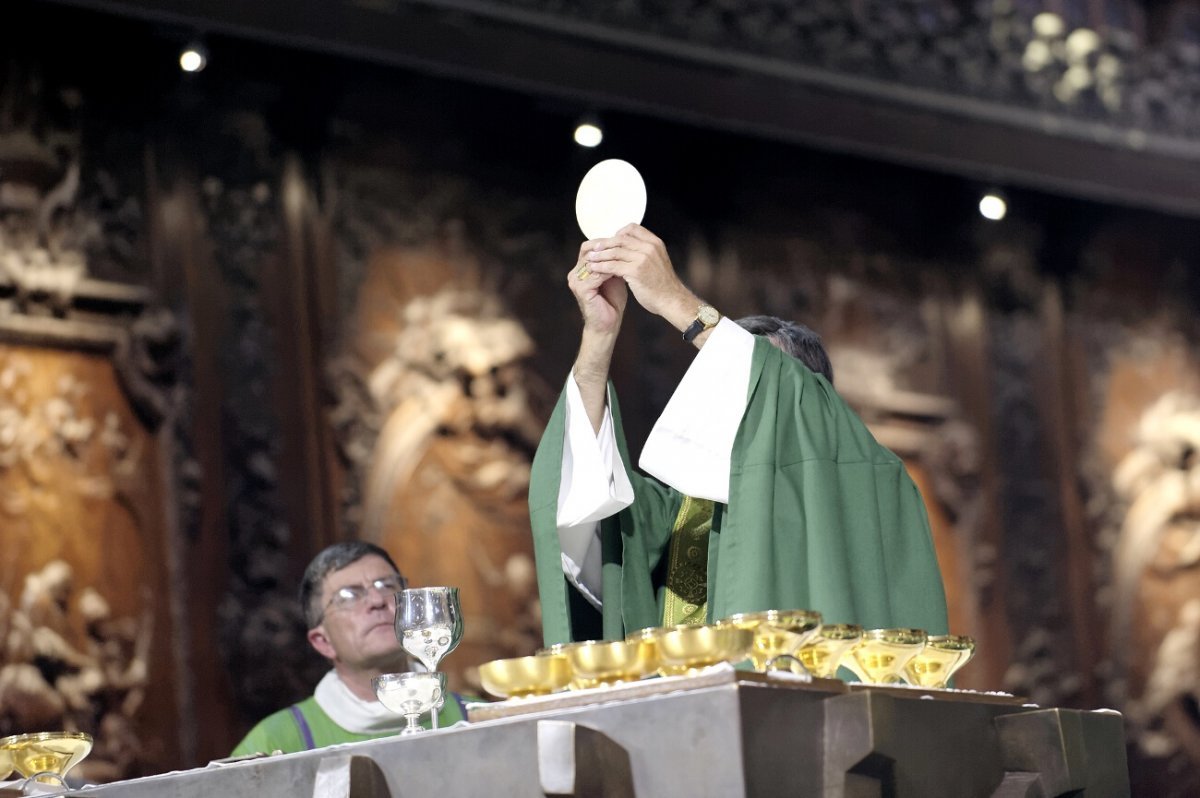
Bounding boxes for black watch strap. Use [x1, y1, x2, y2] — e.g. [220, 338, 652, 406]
[682, 304, 720, 343]
[682, 319, 706, 343]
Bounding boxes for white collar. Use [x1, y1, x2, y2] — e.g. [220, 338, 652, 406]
[313, 670, 409, 734]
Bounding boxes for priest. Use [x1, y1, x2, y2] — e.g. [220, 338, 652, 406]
[529, 224, 948, 647]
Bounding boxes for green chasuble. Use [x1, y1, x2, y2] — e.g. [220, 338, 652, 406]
[529, 335, 949, 646]
[230, 693, 470, 756]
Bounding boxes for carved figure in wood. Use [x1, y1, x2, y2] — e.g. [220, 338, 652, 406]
[1112, 390, 1200, 767]
[0, 560, 150, 782]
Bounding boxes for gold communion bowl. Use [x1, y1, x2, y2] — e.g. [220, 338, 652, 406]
[655, 625, 754, 676]
[624, 626, 663, 645]
[624, 626, 666, 654]
[796, 624, 864, 678]
[565, 639, 657, 687]
[845, 628, 927, 684]
[719, 609, 823, 672]
[479, 654, 572, 699]
[0, 731, 93, 783]
[903, 634, 976, 688]
[537, 643, 596, 689]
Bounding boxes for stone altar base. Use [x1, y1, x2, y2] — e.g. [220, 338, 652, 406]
[71, 667, 1129, 797]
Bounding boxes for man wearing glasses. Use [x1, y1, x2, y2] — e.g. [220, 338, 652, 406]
[231, 541, 470, 754]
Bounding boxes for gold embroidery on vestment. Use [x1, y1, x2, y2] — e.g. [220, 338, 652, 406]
[662, 496, 714, 627]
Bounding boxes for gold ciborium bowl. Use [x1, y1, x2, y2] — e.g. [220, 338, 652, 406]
[624, 626, 666, 655]
[655, 624, 754, 676]
[719, 609, 823, 672]
[903, 634, 976, 688]
[0, 731, 93, 784]
[0, 746, 13, 781]
[479, 654, 572, 699]
[845, 628, 927, 684]
[797, 623, 864, 678]
[537, 643, 596, 689]
[565, 639, 657, 687]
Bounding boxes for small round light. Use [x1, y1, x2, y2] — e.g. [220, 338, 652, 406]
[573, 123, 603, 148]
[1065, 28, 1101, 62]
[1022, 40, 1052, 72]
[180, 44, 207, 73]
[1032, 12, 1065, 39]
[1064, 64, 1093, 90]
[979, 193, 1007, 221]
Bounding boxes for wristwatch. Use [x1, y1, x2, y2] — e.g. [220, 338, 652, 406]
[682, 304, 721, 343]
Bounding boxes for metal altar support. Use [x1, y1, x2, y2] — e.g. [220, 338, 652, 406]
[73, 668, 1129, 797]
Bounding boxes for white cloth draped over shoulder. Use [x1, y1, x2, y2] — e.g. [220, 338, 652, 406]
[313, 670, 409, 734]
[555, 319, 755, 606]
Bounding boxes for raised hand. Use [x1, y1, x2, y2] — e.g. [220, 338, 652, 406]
[580, 224, 700, 332]
[568, 239, 629, 433]
[568, 239, 627, 338]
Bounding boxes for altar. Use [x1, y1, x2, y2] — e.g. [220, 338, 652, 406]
[68, 667, 1128, 798]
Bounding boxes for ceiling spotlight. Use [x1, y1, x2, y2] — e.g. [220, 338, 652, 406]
[573, 120, 603, 148]
[978, 191, 1008, 221]
[179, 42, 208, 73]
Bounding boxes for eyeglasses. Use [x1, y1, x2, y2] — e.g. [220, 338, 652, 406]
[318, 574, 408, 621]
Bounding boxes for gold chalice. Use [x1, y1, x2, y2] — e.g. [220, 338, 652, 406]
[903, 634, 976, 688]
[719, 609, 822, 672]
[478, 654, 572, 699]
[796, 624, 864, 678]
[564, 639, 657, 687]
[845, 628, 927, 684]
[0, 731, 93, 785]
[655, 624, 754, 676]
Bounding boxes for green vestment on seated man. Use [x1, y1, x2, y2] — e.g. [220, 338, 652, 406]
[230, 693, 469, 756]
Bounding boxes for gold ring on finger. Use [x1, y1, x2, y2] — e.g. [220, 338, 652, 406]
[575, 265, 591, 280]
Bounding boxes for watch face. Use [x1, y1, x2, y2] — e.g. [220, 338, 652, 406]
[697, 305, 720, 326]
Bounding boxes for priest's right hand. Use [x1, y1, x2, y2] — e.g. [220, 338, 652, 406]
[569, 239, 628, 338]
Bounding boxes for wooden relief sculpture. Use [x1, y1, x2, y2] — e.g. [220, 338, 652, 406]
[330, 246, 546, 693]
[0, 560, 151, 781]
[0, 69, 184, 778]
[1112, 390, 1200, 767]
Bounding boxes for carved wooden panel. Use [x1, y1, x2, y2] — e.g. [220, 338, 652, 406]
[0, 342, 181, 780]
[330, 244, 544, 694]
[1079, 328, 1200, 797]
[0, 52, 188, 777]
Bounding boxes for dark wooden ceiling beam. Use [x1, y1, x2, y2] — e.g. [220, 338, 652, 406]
[45, 0, 1200, 217]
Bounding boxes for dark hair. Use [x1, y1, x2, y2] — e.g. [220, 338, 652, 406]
[735, 315, 834, 385]
[300, 541, 402, 628]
